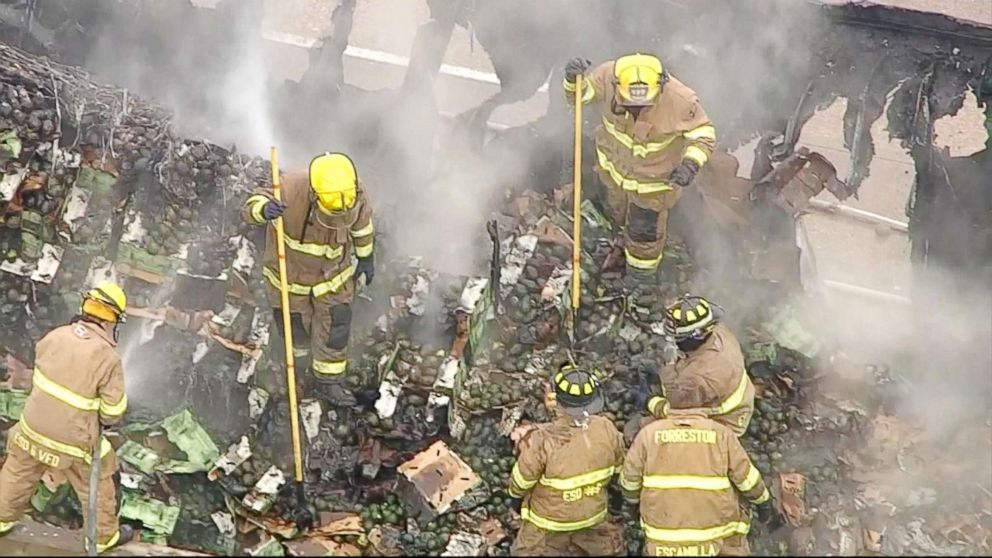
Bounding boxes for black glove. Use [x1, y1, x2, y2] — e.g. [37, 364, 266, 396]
[355, 255, 374, 286]
[508, 497, 522, 514]
[755, 503, 783, 529]
[669, 159, 701, 188]
[262, 200, 286, 220]
[565, 58, 591, 84]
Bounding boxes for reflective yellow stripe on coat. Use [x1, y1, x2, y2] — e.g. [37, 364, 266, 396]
[262, 265, 355, 298]
[596, 149, 672, 194]
[18, 418, 112, 464]
[642, 475, 731, 491]
[538, 466, 615, 490]
[641, 520, 750, 544]
[521, 506, 607, 532]
[354, 243, 373, 258]
[562, 77, 596, 104]
[712, 372, 749, 416]
[620, 470, 642, 493]
[245, 195, 269, 223]
[512, 463, 538, 491]
[350, 222, 374, 238]
[283, 235, 344, 261]
[602, 117, 681, 158]
[33, 367, 127, 416]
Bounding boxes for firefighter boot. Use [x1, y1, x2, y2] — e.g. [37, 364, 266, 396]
[99, 525, 135, 553]
[623, 267, 657, 292]
[315, 378, 357, 408]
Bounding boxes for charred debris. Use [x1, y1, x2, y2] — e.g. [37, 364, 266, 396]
[0, 0, 990, 555]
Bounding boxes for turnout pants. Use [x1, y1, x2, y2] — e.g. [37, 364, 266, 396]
[0, 431, 119, 552]
[600, 178, 682, 273]
[268, 278, 355, 387]
[512, 520, 623, 556]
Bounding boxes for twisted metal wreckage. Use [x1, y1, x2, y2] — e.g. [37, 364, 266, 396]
[0, 0, 989, 555]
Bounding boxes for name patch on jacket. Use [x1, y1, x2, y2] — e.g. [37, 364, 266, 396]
[655, 543, 718, 556]
[13, 432, 61, 467]
[654, 429, 716, 445]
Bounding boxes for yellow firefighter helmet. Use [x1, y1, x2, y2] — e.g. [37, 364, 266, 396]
[82, 281, 127, 323]
[309, 152, 358, 213]
[613, 53, 664, 107]
[666, 295, 720, 342]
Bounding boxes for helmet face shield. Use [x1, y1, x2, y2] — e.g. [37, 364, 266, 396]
[314, 189, 357, 213]
[614, 53, 663, 107]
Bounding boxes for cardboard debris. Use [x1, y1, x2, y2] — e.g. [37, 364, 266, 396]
[398, 441, 480, 520]
[864, 527, 884, 552]
[442, 532, 486, 556]
[499, 234, 538, 294]
[540, 266, 571, 302]
[285, 537, 361, 557]
[161, 409, 220, 471]
[209, 435, 252, 481]
[479, 518, 507, 546]
[248, 387, 269, 420]
[246, 516, 299, 540]
[212, 511, 237, 539]
[776, 472, 807, 527]
[300, 399, 322, 442]
[313, 512, 364, 536]
[368, 524, 405, 556]
[118, 439, 163, 475]
[241, 466, 286, 514]
[375, 376, 403, 420]
[246, 535, 285, 557]
[457, 277, 489, 313]
[120, 491, 181, 538]
[0, 389, 28, 420]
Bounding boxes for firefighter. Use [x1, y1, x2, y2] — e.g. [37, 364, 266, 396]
[648, 294, 755, 436]
[563, 54, 716, 286]
[243, 152, 375, 406]
[621, 389, 773, 557]
[0, 282, 133, 553]
[508, 364, 626, 556]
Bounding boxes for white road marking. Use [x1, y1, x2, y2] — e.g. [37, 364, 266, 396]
[262, 30, 550, 92]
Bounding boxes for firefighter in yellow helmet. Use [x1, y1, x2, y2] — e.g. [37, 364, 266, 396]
[646, 295, 755, 437]
[621, 384, 773, 557]
[508, 364, 626, 556]
[564, 54, 716, 286]
[243, 153, 375, 407]
[0, 282, 133, 553]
